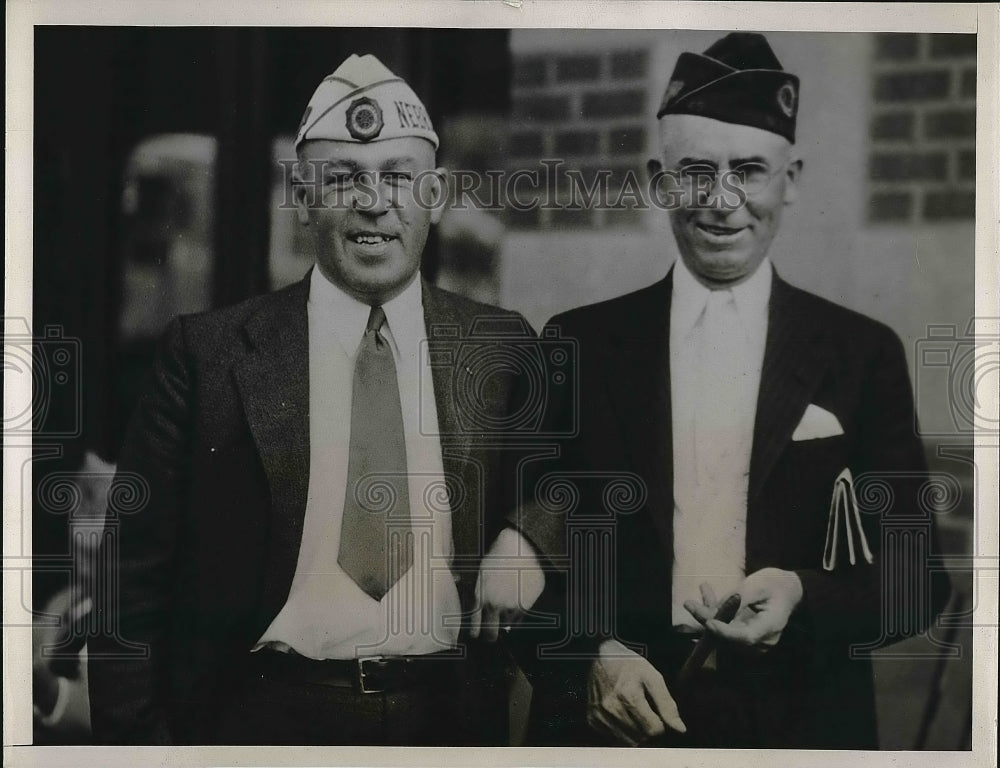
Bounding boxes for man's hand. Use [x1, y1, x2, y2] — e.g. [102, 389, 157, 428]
[684, 568, 803, 650]
[33, 588, 91, 732]
[587, 639, 686, 746]
[469, 527, 545, 642]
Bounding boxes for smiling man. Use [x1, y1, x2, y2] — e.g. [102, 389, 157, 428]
[88, 54, 554, 746]
[655, 113, 800, 287]
[526, 33, 948, 748]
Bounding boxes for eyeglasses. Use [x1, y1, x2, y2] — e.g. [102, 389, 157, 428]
[670, 162, 788, 197]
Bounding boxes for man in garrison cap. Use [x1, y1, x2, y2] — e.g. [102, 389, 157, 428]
[524, 33, 948, 748]
[89, 54, 557, 745]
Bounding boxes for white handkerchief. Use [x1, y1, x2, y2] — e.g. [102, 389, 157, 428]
[792, 403, 844, 441]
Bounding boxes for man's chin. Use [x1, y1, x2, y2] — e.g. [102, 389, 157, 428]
[347, 271, 416, 304]
[686, 252, 760, 285]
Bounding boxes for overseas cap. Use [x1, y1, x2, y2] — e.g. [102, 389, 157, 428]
[657, 32, 799, 143]
[295, 53, 438, 150]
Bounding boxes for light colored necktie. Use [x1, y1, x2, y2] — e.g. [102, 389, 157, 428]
[673, 288, 752, 627]
[338, 306, 413, 600]
[694, 289, 744, 482]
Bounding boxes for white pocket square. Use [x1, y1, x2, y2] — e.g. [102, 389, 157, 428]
[792, 404, 844, 441]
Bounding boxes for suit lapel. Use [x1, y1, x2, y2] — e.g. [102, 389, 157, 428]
[233, 277, 312, 630]
[420, 281, 477, 562]
[606, 273, 675, 559]
[748, 274, 830, 503]
[597, 268, 828, 584]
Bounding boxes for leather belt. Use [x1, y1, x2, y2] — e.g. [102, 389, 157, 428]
[248, 649, 464, 694]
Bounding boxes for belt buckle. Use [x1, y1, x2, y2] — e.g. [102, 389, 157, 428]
[357, 656, 388, 694]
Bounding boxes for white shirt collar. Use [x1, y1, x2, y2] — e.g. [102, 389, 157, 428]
[671, 255, 773, 338]
[308, 267, 425, 359]
[381, 273, 426, 358]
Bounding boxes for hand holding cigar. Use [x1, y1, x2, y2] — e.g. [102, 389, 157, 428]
[677, 592, 742, 688]
[684, 568, 804, 652]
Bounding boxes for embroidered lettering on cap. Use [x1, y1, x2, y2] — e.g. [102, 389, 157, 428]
[395, 101, 430, 131]
[395, 101, 411, 128]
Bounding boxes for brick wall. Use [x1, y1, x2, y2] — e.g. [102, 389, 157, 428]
[509, 48, 650, 229]
[502, 31, 976, 383]
[868, 33, 976, 223]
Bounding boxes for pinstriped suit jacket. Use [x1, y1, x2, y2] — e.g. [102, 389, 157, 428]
[523, 266, 949, 748]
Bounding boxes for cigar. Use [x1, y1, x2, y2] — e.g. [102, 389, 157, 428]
[676, 593, 742, 688]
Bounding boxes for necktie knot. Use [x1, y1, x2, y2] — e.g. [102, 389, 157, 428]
[701, 289, 739, 337]
[706, 288, 734, 312]
[366, 305, 387, 335]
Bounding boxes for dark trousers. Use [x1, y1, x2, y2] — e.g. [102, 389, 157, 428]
[212, 648, 510, 746]
[525, 636, 765, 748]
[525, 635, 879, 748]
[527, 665, 758, 747]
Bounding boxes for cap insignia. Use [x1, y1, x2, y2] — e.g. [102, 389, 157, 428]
[346, 96, 384, 142]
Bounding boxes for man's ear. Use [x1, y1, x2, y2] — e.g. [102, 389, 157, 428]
[293, 176, 312, 225]
[425, 167, 449, 225]
[647, 158, 664, 180]
[783, 157, 803, 206]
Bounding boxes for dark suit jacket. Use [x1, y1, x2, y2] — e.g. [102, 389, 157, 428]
[88, 274, 555, 745]
[522, 267, 949, 748]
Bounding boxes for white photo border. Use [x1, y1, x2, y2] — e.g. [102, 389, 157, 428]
[4, 2, 997, 767]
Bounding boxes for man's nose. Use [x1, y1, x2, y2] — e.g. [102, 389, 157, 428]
[695, 169, 742, 212]
[351, 173, 393, 215]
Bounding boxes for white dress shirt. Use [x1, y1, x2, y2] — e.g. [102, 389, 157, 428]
[669, 256, 772, 630]
[255, 268, 461, 658]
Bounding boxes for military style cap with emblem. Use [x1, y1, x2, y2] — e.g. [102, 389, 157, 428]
[657, 32, 799, 143]
[295, 53, 438, 150]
